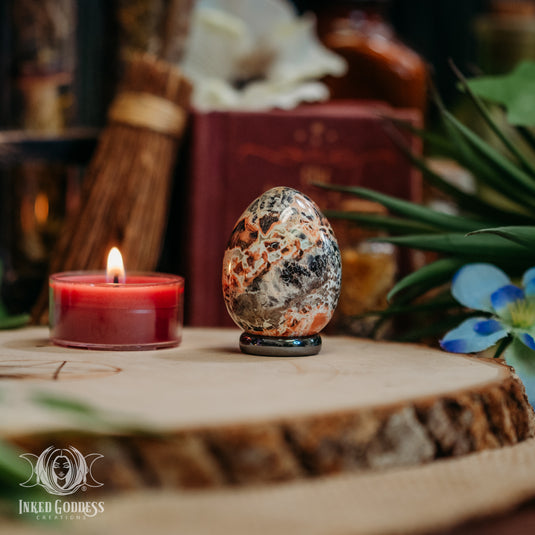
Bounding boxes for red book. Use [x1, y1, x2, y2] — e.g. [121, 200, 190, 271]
[185, 101, 422, 327]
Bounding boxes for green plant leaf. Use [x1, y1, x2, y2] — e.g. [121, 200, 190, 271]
[324, 210, 438, 234]
[493, 336, 512, 359]
[356, 293, 460, 318]
[516, 125, 535, 152]
[30, 392, 157, 436]
[394, 311, 478, 342]
[387, 257, 465, 302]
[31, 393, 102, 417]
[0, 440, 31, 483]
[442, 108, 535, 200]
[384, 116, 458, 158]
[376, 232, 535, 261]
[0, 439, 50, 517]
[435, 96, 535, 213]
[314, 183, 484, 232]
[0, 260, 30, 329]
[467, 226, 535, 248]
[319, 63, 535, 343]
[348, 294, 461, 340]
[0, 314, 30, 330]
[467, 61, 535, 127]
[505, 337, 535, 375]
[383, 122, 534, 225]
[452, 60, 535, 176]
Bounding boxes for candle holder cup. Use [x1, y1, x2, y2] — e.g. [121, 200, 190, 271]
[49, 272, 184, 350]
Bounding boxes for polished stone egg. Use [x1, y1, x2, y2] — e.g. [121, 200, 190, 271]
[222, 186, 342, 338]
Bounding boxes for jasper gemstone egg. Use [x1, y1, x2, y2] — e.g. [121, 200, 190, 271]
[222, 187, 342, 337]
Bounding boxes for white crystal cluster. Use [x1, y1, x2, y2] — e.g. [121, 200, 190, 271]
[180, 0, 346, 110]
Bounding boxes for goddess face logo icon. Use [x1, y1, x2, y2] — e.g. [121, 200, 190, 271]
[20, 446, 103, 496]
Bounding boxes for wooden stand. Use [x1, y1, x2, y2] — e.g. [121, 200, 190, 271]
[1, 327, 533, 491]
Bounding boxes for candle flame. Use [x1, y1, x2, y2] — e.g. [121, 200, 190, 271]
[106, 247, 125, 283]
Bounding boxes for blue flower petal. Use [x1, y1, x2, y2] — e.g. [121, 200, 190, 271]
[452, 263, 510, 312]
[525, 279, 535, 297]
[518, 332, 535, 350]
[440, 316, 508, 353]
[522, 267, 535, 292]
[490, 284, 524, 316]
[474, 318, 503, 335]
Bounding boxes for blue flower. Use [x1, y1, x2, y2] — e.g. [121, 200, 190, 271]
[440, 263, 535, 381]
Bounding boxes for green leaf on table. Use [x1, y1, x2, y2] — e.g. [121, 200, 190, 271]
[31, 392, 158, 436]
[0, 439, 50, 516]
[0, 313, 30, 330]
[0, 440, 31, 484]
[467, 61, 535, 127]
[31, 392, 103, 418]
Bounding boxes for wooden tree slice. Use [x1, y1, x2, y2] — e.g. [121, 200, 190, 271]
[0, 327, 533, 491]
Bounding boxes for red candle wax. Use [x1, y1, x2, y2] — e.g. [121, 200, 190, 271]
[49, 272, 184, 350]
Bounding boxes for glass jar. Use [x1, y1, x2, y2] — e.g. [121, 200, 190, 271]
[330, 199, 397, 337]
[313, 0, 427, 113]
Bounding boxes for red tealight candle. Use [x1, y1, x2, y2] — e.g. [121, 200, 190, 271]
[49, 248, 184, 350]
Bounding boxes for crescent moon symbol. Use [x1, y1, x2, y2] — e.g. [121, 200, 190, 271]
[19, 453, 38, 488]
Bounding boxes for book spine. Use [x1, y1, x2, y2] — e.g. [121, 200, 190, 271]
[186, 111, 231, 326]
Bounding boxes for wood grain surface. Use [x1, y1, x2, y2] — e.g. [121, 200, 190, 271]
[0, 326, 533, 490]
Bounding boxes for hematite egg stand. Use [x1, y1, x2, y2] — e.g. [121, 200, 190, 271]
[222, 187, 342, 356]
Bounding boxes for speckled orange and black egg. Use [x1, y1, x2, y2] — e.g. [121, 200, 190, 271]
[222, 187, 342, 338]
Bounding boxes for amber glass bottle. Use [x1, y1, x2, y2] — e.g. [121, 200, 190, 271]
[329, 199, 397, 338]
[313, 0, 427, 113]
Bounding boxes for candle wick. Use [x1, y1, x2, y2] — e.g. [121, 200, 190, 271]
[113, 275, 119, 284]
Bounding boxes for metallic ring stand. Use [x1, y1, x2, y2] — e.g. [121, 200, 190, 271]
[239, 332, 322, 356]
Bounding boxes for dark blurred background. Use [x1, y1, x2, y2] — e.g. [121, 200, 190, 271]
[0, 0, 509, 130]
[1, 0, 534, 318]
